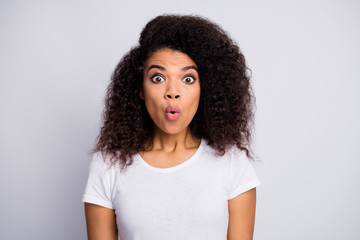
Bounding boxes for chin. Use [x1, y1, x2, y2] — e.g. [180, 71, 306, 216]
[161, 128, 186, 135]
[157, 123, 188, 135]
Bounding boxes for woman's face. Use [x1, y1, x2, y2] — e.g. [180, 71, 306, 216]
[141, 48, 201, 136]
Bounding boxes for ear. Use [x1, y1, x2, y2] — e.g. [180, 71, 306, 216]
[139, 91, 144, 100]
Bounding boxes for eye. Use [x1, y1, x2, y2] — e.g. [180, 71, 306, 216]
[182, 75, 196, 84]
[150, 74, 165, 83]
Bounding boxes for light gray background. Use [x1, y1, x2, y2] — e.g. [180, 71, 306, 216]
[1, 0, 359, 239]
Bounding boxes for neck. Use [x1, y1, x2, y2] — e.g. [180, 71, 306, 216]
[146, 126, 200, 153]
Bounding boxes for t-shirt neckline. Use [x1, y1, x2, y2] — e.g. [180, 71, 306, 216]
[136, 138, 204, 173]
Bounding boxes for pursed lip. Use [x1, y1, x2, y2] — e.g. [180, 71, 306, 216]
[165, 106, 181, 114]
[165, 106, 181, 121]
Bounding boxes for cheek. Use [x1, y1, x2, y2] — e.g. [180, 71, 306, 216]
[190, 86, 201, 104]
[184, 90, 201, 116]
[143, 87, 162, 113]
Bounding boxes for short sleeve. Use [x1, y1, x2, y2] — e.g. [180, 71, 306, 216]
[228, 150, 261, 200]
[82, 152, 114, 209]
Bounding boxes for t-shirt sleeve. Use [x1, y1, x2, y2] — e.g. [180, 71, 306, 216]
[228, 150, 261, 200]
[82, 152, 114, 209]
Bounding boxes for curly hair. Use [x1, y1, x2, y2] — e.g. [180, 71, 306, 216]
[94, 14, 256, 170]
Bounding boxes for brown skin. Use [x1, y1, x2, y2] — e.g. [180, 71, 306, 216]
[84, 203, 117, 240]
[227, 188, 257, 240]
[84, 49, 257, 239]
[139, 49, 202, 166]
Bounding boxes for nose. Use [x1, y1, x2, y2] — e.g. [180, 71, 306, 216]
[164, 81, 180, 100]
[165, 93, 180, 99]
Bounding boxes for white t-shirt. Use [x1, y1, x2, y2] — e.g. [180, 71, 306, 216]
[82, 139, 260, 240]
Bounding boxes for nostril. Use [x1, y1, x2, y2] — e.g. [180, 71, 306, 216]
[166, 94, 180, 99]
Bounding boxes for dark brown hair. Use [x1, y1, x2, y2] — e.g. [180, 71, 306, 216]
[94, 14, 256, 170]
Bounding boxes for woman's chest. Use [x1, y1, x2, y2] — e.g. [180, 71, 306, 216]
[112, 166, 229, 237]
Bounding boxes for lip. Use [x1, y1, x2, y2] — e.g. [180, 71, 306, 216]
[165, 106, 181, 121]
[165, 106, 181, 113]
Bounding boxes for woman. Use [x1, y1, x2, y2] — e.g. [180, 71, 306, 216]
[82, 14, 260, 240]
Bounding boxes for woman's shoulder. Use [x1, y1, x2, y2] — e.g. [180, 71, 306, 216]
[201, 139, 249, 160]
[88, 151, 121, 172]
[199, 141, 255, 173]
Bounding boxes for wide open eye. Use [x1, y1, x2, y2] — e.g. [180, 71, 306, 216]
[182, 76, 196, 84]
[150, 74, 165, 83]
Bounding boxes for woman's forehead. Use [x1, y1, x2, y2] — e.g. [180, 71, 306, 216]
[144, 48, 197, 70]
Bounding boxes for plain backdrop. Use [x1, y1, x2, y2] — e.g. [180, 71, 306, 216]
[1, 0, 359, 239]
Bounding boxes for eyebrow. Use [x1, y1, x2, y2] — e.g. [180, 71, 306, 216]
[147, 65, 198, 72]
[182, 66, 198, 72]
